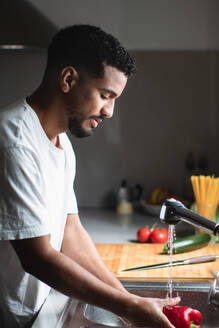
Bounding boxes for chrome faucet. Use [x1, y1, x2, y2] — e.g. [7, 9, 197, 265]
[160, 198, 219, 307]
[160, 198, 219, 236]
[209, 269, 219, 306]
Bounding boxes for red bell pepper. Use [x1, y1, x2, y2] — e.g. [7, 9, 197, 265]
[163, 305, 202, 328]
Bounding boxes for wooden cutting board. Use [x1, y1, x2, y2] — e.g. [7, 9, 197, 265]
[96, 243, 219, 281]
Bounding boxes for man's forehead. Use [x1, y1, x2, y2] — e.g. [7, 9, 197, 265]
[103, 64, 126, 76]
[102, 65, 127, 86]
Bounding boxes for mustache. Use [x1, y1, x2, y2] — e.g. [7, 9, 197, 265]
[90, 114, 106, 121]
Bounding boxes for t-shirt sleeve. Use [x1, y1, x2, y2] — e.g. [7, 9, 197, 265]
[67, 188, 78, 214]
[0, 146, 50, 240]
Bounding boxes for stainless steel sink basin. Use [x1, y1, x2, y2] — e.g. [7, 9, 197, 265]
[125, 281, 219, 328]
[57, 281, 219, 328]
[83, 304, 127, 327]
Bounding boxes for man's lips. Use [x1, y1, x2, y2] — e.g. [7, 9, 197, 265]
[90, 116, 104, 128]
[90, 118, 98, 128]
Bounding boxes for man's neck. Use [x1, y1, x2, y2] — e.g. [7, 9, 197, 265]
[26, 89, 67, 145]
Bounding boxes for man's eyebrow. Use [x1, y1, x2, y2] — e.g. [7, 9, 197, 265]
[99, 88, 117, 97]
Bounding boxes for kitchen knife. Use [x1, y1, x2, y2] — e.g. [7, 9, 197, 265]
[122, 255, 219, 272]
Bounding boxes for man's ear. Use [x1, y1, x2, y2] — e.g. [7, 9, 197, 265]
[60, 66, 79, 93]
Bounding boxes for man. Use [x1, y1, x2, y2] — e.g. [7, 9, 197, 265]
[0, 25, 180, 327]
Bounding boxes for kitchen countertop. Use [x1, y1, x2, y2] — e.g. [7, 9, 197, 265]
[83, 209, 218, 281]
[79, 208, 195, 243]
[96, 243, 219, 281]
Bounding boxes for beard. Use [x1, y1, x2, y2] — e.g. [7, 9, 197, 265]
[68, 117, 94, 138]
[68, 114, 105, 138]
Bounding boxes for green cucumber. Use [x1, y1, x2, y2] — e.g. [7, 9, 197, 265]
[163, 233, 211, 254]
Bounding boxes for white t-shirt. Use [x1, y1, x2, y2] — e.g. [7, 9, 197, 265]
[0, 99, 78, 327]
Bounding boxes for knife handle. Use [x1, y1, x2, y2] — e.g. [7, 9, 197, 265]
[188, 255, 217, 264]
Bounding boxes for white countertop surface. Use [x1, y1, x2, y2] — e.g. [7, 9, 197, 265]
[79, 208, 195, 243]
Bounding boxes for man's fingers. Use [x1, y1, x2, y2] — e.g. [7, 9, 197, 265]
[159, 297, 181, 327]
[159, 313, 176, 328]
[162, 296, 181, 307]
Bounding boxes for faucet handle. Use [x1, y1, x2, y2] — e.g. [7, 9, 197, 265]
[160, 198, 219, 235]
[160, 198, 184, 225]
[208, 270, 219, 306]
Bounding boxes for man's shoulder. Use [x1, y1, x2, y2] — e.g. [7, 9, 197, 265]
[0, 99, 27, 133]
[0, 98, 26, 118]
[0, 99, 33, 148]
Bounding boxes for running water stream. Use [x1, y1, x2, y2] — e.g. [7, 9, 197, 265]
[166, 224, 177, 299]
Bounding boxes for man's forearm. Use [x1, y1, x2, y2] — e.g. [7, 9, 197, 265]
[25, 246, 130, 317]
[11, 234, 180, 328]
[61, 214, 127, 293]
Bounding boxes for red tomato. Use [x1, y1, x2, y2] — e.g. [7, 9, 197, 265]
[150, 227, 168, 243]
[137, 227, 152, 243]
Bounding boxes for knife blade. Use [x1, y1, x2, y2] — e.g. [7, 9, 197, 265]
[122, 255, 219, 272]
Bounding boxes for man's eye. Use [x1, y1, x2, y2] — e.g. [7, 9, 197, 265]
[101, 94, 108, 100]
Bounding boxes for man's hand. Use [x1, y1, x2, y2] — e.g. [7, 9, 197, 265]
[126, 294, 181, 328]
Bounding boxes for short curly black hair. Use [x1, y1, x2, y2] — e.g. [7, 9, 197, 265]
[44, 24, 136, 78]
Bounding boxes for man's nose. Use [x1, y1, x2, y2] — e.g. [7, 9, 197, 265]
[101, 100, 115, 119]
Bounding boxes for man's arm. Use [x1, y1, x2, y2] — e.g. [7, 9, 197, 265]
[11, 235, 179, 327]
[61, 213, 127, 293]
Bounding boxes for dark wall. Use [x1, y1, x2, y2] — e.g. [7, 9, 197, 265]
[0, 50, 218, 208]
[71, 51, 219, 207]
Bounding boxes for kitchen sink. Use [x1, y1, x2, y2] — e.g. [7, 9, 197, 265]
[83, 305, 127, 327]
[56, 281, 219, 328]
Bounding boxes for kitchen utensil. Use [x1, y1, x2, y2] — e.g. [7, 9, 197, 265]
[122, 255, 219, 272]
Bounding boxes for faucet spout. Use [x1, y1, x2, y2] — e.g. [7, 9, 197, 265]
[160, 198, 219, 236]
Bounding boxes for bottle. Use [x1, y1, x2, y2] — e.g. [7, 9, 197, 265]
[117, 179, 128, 203]
[116, 180, 133, 215]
